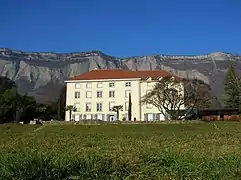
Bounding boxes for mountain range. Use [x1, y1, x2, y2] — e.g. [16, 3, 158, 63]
[0, 48, 240, 105]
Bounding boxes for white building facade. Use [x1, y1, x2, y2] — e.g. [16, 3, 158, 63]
[65, 69, 182, 121]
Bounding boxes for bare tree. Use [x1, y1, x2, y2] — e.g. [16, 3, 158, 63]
[140, 76, 211, 120]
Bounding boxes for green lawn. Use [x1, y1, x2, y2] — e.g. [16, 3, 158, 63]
[1, 122, 241, 179]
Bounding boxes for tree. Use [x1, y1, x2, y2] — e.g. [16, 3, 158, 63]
[140, 76, 212, 120]
[0, 76, 40, 123]
[36, 104, 48, 119]
[0, 89, 17, 123]
[57, 85, 66, 120]
[0, 76, 16, 93]
[65, 105, 77, 121]
[184, 78, 212, 109]
[223, 64, 241, 108]
[16, 94, 37, 122]
[128, 93, 132, 121]
[112, 105, 123, 121]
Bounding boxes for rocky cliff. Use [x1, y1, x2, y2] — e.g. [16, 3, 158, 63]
[0, 48, 240, 104]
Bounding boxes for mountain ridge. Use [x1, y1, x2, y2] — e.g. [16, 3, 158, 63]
[0, 48, 240, 105]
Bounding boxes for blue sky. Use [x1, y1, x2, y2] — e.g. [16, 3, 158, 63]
[1, 0, 241, 57]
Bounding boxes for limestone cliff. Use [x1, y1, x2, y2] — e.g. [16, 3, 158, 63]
[0, 48, 240, 104]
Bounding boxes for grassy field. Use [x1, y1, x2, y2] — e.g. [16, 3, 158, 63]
[1, 121, 241, 179]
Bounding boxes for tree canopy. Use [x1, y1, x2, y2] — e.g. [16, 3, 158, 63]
[223, 64, 241, 109]
[141, 76, 212, 120]
[0, 76, 61, 123]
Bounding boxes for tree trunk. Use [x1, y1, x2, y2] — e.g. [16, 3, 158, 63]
[117, 110, 119, 120]
[57, 100, 61, 120]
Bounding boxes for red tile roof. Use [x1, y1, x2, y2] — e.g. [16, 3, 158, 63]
[71, 69, 181, 81]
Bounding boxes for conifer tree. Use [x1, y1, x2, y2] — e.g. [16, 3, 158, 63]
[223, 64, 241, 108]
[128, 93, 132, 121]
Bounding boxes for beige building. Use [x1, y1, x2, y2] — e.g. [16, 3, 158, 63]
[65, 69, 182, 121]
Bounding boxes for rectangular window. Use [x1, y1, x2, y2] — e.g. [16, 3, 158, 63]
[85, 103, 92, 112]
[125, 101, 128, 111]
[97, 83, 103, 88]
[125, 90, 131, 97]
[97, 91, 103, 98]
[75, 83, 81, 89]
[109, 102, 115, 111]
[97, 103, 103, 112]
[109, 82, 115, 88]
[86, 91, 92, 98]
[74, 103, 80, 112]
[86, 83, 92, 88]
[74, 92, 80, 99]
[125, 82, 131, 87]
[109, 91, 115, 98]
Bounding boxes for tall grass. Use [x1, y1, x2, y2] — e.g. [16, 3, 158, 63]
[1, 122, 241, 179]
[1, 151, 241, 179]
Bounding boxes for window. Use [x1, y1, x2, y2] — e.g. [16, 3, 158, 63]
[109, 102, 115, 111]
[86, 83, 92, 88]
[75, 83, 81, 89]
[97, 91, 103, 98]
[109, 82, 115, 88]
[109, 91, 115, 98]
[97, 103, 103, 112]
[74, 92, 80, 99]
[125, 90, 131, 97]
[74, 103, 80, 112]
[125, 102, 129, 111]
[146, 103, 153, 109]
[97, 83, 103, 88]
[85, 103, 92, 112]
[125, 82, 131, 87]
[86, 91, 92, 98]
